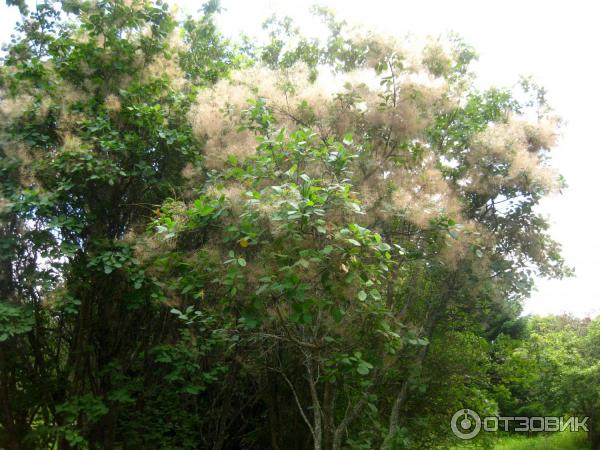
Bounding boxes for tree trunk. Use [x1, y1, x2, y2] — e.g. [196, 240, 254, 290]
[332, 397, 367, 450]
[589, 412, 600, 450]
[266, 371, 282, 450]
[306, 361, 322, 450]
[382, 273, 457, 449]
[322, 383, 335, 450]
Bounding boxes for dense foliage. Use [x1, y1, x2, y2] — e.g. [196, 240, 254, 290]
[0, 1, 590, 449]
[490, 315, 600, 449]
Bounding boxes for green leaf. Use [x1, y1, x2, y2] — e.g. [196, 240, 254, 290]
[370, 289, 382, 300]
[357, 363, 371, 375]
[332, 308, 344, 322]
[357, 290, 367, 301]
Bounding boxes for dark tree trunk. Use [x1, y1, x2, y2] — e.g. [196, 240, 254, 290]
[589, 412, 600, 450]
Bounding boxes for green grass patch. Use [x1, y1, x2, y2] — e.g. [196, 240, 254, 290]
[493, 432, 588, 450]
[452, 431, 588, 450]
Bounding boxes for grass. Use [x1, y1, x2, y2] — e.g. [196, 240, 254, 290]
[451, 432, 589, 450]
[493, 432, 588, 450]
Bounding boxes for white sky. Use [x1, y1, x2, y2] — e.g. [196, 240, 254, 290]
[1, 0, 599, 318]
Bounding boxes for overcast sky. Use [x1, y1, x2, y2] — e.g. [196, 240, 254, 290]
[1, 0, 598, 317]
